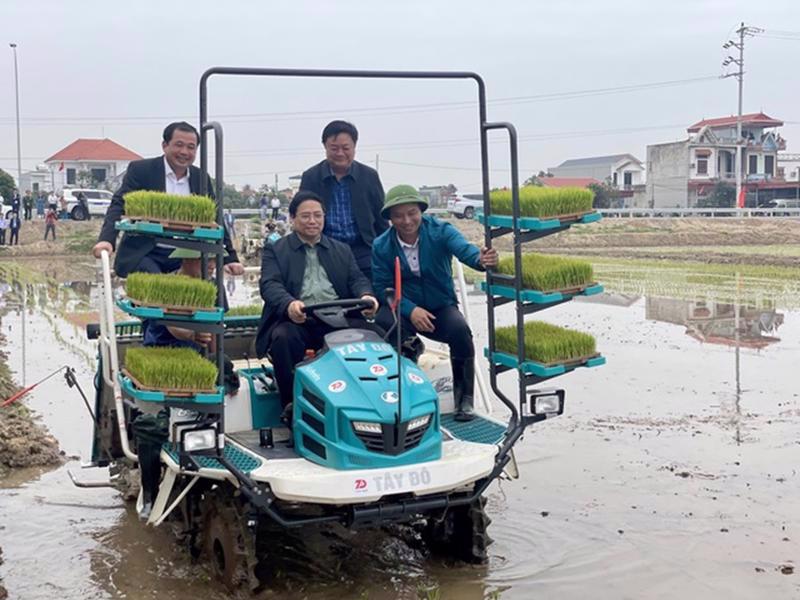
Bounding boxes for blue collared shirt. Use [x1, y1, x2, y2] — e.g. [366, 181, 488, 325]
[323, 164, 360, 244]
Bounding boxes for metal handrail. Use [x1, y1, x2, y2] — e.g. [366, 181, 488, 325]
[98, 250, 137, 461]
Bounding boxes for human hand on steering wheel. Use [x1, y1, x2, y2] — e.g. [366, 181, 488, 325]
[360, 294, 378, 318]
[287, 300, 307, 324]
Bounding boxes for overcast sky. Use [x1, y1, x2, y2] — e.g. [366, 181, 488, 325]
[1, 0, 798, 194]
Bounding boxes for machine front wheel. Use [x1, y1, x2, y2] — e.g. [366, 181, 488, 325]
[422, 495, 493, 563]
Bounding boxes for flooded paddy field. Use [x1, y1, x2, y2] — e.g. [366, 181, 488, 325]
[0, 257, 798, 599]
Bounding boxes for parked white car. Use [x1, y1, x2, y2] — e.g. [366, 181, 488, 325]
[447, 196, 483, 219]
[62, 188, 114, 220]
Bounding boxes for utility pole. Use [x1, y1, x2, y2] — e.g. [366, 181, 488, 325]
[722, 23, 763, 208]
[375, 153, 380, 173]
[9, 43, 22, 190]
[274, 173, 278, 194]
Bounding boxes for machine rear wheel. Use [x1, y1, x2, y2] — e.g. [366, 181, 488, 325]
[422, 496, 493, 563]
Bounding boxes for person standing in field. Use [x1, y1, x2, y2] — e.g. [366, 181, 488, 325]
[44, 207, 57, 241]
[8, 212, 21, 246]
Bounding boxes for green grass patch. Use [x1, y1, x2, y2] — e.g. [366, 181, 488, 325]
[497, 254, 593, 291]
[495, 321, 597, 364]
[126, 272, 217, 308]
[124, 190, 217, 224]
[125, 347, 218, 391]
[227, 303, 263, 316]
[490, 186, 594, 218]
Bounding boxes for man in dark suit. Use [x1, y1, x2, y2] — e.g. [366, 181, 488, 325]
[299, 120, 388, 281]
[256, 190, 379, 410]
[92, 121, 243, 277]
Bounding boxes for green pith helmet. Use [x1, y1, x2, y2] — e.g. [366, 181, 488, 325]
[168, 247, 228, 259]
[381, 184, 429, 220]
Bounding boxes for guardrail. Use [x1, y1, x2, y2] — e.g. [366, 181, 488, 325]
[598, 207, 800, 218]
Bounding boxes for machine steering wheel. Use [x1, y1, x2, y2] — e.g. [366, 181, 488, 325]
[303, 298, 376, 328]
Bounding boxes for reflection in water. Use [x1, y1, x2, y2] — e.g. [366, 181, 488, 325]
[645, 297, 784, 349]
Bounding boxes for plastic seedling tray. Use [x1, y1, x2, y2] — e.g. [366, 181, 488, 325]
[116, 218, 223, 241]
[117, 298, 224, 322]
[477, 210, 601, 231]
[485, 349, 606, 378]
[119, 370, 223, 405]
[481, 281, 603, 304]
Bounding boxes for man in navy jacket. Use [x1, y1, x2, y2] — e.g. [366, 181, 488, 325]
[299, 120, 387, 281]
[372, 185, 498, 421]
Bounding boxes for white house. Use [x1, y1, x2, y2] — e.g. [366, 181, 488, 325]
[647, 112, 788, 208]
[42, 138, 142, 192]
[549, 153, 645, 189]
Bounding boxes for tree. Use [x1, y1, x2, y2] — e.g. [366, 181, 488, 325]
[696, 181, 735, 208]
[0, 168, 14, 200]
[587, 181, 619, 209]
[523, 170, 551, 187]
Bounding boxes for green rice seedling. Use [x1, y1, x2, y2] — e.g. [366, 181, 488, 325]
[126, 272, 217, 309]
[227, 303, 264, 316]
[490, 186, 594, 219]
[497, 254, 594, 291]
[125, 346, 218, 391]
[495, 321, 596, 364]
[124, 190, 217, 224]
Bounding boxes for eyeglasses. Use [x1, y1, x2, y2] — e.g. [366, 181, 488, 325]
[296, 212, 324, 222]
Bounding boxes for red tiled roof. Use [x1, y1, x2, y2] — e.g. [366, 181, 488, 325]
[45, 138, 142, 162]
[687, 112, 783, 133]
[540, 177, 600, 188]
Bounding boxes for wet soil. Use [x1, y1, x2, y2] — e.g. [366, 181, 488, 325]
[0, 259, 798, 598]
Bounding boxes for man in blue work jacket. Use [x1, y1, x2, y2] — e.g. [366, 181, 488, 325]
[372, 185, 498, 421]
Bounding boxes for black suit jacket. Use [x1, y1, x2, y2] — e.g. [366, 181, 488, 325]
[98, 156, 239, 277]
[255, 232, 373, 357]
[299, 160, 388, 248]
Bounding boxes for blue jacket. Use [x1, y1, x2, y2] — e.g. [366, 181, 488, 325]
[372, 215, 482, 319]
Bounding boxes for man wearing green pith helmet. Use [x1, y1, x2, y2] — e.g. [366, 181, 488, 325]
[372, 185, 498, 421]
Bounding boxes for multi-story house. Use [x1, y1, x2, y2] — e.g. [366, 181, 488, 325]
[647, 112, 791, 208]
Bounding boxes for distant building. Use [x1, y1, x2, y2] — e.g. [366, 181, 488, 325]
[549, 154, 645, 188]
[41, 138, 142, 192]
[646, 112, 793, 208]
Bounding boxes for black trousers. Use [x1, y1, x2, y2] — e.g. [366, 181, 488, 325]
[9, 230, 19, 245]
[44, 224, 56, 240]
[376, 303, 474, 360]
[269, 317, 382, 408]
[23, 206, 32, 220]
[0, 230, 5, 244]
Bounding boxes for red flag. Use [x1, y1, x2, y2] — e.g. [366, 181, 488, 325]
[737, 187, 746, 209]
[391, 257, 402, 312]
[58, 162, 64, 172]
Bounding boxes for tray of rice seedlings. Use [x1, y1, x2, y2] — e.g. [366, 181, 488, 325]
[477, 186, 600, 231]
[226, 303, 264, 317]
[116, 191, 223, 240]
[120, 346, 222, 403]
[482, 254, 603, 304]
[487, 321, 605, 378]
[119, 272, 223, 321]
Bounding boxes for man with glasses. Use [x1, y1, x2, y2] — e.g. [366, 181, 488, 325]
[256, 190, 379, 414]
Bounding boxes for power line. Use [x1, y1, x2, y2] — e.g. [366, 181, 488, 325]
[0, 75, 723, 126]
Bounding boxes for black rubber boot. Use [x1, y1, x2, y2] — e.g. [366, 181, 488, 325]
[452, 358, 476, 421]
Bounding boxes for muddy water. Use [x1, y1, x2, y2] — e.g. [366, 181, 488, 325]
[1, 259, 798, 599]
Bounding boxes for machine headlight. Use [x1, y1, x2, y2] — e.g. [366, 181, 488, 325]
[407, 414, 431, 431]
[526, 388, 565, 417]
[353, 421, 383, 434]
[182, 428, 217, 452]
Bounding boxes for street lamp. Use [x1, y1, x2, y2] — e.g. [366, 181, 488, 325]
[9, 43, 22, 191]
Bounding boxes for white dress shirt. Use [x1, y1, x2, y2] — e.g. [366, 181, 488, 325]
[164, 157, 190, 196]
[397, 233, 420, 276]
